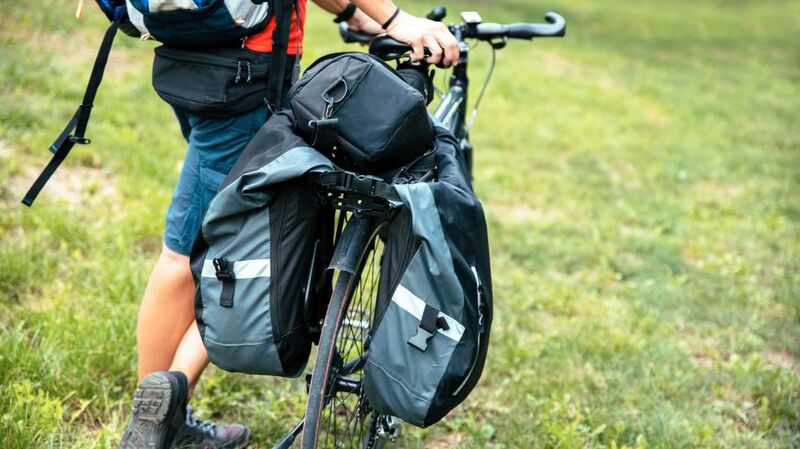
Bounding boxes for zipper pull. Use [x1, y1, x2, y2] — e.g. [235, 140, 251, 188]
[471, 266, 486, 333]
[477, 285, 486, 333]
[241, 36, 248, 49]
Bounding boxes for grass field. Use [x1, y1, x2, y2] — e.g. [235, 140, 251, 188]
[1, 0, 798, 448]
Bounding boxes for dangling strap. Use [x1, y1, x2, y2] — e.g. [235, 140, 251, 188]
[22, 17, 121, 206]
[266, 0, 296, 111]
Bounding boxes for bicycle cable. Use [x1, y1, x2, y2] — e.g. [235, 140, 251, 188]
[466, 44, 496, 131]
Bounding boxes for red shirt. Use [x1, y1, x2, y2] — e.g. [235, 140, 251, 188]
[245, 0, 307, 55]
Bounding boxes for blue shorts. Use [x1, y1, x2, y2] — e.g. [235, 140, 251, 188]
[164, 105, 269, 256]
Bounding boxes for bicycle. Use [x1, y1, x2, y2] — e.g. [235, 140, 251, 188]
[272, 7, 566, 449]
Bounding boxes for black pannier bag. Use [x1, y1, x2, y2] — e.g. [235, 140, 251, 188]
[190, 111, 336, 376]
[364, 127, 493, 427]
[288, 52, 435, 173]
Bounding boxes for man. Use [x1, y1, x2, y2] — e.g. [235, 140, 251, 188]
[118, 1, 459, 448]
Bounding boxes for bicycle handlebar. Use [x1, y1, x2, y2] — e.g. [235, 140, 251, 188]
[338, 12, 566, 59]
[339, 23, 373, 45]
[466, 12, 566, 40]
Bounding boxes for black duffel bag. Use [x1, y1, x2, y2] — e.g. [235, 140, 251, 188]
[288, 52, 434, 173]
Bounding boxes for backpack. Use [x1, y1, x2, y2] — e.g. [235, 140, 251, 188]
[22, 0, 295, 206]
[122, 0, 272, 48]
[364, 127, 493, 427]
[288, 52, 435, 174]
[190, 110, 334, 376]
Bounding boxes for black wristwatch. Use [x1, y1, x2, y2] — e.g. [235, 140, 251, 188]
[333, 2, 357, 23]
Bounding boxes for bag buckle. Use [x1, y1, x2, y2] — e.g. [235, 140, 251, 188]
[213, 258, 236, 308]
[213, 258, 235, 282]
[407, 327, 434, 352]
[407, 305, 449, 352]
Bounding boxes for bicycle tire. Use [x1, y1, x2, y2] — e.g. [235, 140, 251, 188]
[302, 217, 388, 449]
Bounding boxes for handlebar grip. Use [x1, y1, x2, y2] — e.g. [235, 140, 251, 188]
[471, 12, 566, 40]
[338, 22, 373, 44]
[504, 23, 548, 40]
[426, 6, 447, 21]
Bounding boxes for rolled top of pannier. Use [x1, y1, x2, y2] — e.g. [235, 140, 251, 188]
[288, 52, 434, 174]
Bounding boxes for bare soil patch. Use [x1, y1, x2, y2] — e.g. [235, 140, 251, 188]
[1, 140, 117, 206]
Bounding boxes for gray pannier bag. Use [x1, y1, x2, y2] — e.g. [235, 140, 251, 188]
[364, 128, 493, 427]
[190, 111, 336, 376]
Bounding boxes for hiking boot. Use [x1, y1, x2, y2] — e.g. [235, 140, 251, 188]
[118, 371, 189, 449]
[171, 405, 250, 449]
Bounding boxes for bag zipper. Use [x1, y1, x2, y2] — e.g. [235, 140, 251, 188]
[452, 265, 486, 396]
[290, 52, 423, 106]
[156, 46, 268, 78]
[235, 61, 253, 84]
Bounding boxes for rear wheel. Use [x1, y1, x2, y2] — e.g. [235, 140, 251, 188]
[302, 218, 390, 449]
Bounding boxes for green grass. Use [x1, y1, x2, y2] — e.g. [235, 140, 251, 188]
[1, 0, 798, 448]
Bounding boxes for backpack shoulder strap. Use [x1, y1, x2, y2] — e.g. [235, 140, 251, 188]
[22, 17, 122, 206]
[265, 0, 295, 112]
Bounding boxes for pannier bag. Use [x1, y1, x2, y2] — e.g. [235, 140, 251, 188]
[288, 52, 435, 174]
[364, 127, 493, 427]
[190, 111, 336, 376]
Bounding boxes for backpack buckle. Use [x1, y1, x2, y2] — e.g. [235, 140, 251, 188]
[68, 136, 91, 145]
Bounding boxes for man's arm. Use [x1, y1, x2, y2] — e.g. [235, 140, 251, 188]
[310, 0, 459, 66]
[311, 0, 384, 35]
[351, 0, 458, 66]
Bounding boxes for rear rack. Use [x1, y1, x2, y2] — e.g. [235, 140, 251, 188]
[316, 171, 399, 217]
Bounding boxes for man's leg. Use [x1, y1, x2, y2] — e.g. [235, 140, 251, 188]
[120, 106, 268, 449]
[136, 245, 205, 383]
[169, 321, 209, 391]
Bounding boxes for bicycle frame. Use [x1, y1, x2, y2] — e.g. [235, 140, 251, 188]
[432, 44, 469, 138]
[432, 39, 472, 170]
[421, 24, 478, 172]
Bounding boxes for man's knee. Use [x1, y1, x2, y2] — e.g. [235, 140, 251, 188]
[157, 243, 192, 275]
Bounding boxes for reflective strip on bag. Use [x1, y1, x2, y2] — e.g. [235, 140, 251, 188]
[391, 285, 465, 342]
[201, 259, 271, 279]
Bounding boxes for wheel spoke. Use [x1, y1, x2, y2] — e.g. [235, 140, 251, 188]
[312, 223, 385, 448]
[303, 216, 392, 449]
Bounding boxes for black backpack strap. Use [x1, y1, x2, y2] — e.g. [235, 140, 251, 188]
[266, 0, 295, 112]
[22, 17, 121, 207]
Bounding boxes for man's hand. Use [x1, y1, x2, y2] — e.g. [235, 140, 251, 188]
[386, 11, 459, 66]
[346, 9, 383, 36]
